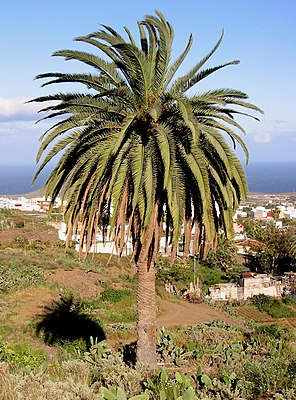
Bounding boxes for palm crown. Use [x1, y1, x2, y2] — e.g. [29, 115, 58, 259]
[32, 11, 261, 267]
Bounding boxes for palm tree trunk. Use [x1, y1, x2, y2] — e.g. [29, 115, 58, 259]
[136, 251, 157, 366]
[136, 204, 158, 367]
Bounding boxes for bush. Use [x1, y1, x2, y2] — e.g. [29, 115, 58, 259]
[198, 265, 226, 290]
[156, 257, 194, 286]
[244, 356, 296, 396]
[256, 324, 285, 339]
[283, 295, 296, 305]
[252, 293, 272, 309]
[100, 288, 133, 303]
[252, 294, 296, 318]
[0, 342, 47, 370]
[145, 369, 195, 399]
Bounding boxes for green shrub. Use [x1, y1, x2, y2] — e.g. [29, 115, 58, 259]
[157, 327, 186, 365]
[256, 323, 285, 339]
[83, 289, 137, 324]
[15, 221, 25, 228]
[82, 343, 145, 396]
[0, 341, 47, 370]
[99, 387, 149, 400]
[252, 293, 272, 309]
[156, 257, 194, 285]
[101, 288, 133, 303]
[252, 294, 296, 318]
[244, 357, 296, 396]
[267, 301, 296, 318]
[198, 265, 226, 290]
[145, 369, 195, 399]
[283, 295, 296, 305]
[14, 235, 29, 247]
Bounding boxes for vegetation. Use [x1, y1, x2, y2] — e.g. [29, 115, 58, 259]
[0, 321, 295, 399]
[156, 235, 244, 292]
[239, 218, 296, 274]
[0, 211, 295, 398]
[202, 235, 239, 271]
[31, 11, 261, 365]
[252, 294, 296, 319]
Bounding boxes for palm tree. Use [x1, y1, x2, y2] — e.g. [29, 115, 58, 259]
[290, 236, 296, 259]
[31, 11, 262, 366]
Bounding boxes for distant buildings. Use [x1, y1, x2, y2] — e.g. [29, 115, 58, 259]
[0, 196, 65, 212]
[249, 206, 272, 220]
[208, 272, 296, 302]
[237, 204, 296, 222]
[278, 205, 296, 220]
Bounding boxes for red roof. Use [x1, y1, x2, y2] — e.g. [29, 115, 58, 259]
[238, 239, 264, 247]
[241, 272, 256, 278]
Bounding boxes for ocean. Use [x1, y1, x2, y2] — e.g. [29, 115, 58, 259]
[0, 162, 296, 196]
[245, 162, 296, 194]
[0, 164, 50, 196]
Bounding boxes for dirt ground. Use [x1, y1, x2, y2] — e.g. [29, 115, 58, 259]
[10, 267, 240, 329]
[157, 298, 240, 327]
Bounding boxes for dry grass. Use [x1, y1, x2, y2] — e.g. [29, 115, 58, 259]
[0, 364, 15, 400]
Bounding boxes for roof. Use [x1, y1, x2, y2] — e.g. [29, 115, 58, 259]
[238, 239, 264, 247]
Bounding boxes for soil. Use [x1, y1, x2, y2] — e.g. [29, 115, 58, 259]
[0, 219, 59, 247]
[157, 298, 241, 327]
[47, 267, 105, 298]
[10, 269, 241, 330]
[11, 287, 53, 326]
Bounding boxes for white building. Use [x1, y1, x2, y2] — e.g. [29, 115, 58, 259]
[209, 273, 286, 302]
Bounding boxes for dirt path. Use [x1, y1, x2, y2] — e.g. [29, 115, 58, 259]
[157, 298, 240, 327]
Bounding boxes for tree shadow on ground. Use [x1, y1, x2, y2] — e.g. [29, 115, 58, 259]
[35, 295, 105, 349]
[122, 341, 137, 366]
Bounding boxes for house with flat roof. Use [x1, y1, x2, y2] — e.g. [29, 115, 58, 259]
[208, 272, 291, 302]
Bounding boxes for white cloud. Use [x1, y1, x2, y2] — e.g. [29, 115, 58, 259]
[0, 120, 50, 164]
[0, 98, 40, 122]
[253, 133, 273, 143]
[0, 119, 50, 140]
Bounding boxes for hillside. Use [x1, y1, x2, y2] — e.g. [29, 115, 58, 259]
[0, 209, 295, 399]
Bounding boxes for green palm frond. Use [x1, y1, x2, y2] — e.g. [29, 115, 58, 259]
[32, 10, 261, 262]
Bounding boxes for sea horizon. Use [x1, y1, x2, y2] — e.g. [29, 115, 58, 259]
[0, 161, 296, 196]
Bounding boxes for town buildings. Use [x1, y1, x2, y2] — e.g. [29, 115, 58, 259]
[208, 272, 296, 302]
[0, 196, 64, 212]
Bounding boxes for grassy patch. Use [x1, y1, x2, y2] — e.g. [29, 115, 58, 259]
[252, 294, 296, 318]
[83, 288, 137, 324]
[0, 341, 47, 370]
[100, 288, 133, 303]
[0, 262, 45, 293]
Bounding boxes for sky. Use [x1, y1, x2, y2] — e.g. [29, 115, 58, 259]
[0, 0, 295, 166]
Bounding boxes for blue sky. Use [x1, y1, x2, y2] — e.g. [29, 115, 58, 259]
[0, 0, 295, 166]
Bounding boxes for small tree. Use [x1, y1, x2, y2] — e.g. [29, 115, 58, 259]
[242, 222, 296, 274]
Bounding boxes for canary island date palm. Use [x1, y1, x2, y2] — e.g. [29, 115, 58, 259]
[291, 237, 296, 259]
[31, 11, 262, 366]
